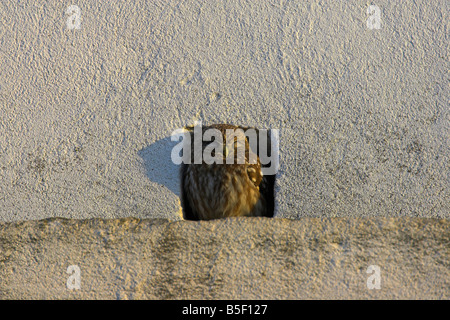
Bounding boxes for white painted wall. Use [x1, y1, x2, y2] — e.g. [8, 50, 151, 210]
[0, 1, 447, 221]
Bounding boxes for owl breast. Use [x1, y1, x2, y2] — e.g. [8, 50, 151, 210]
[183, 163, 265, 220]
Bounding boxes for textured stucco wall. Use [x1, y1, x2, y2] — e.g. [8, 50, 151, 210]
[0, 1, 448, 221]
[0, 0, 447, 300]
[0, 217, 448, 299]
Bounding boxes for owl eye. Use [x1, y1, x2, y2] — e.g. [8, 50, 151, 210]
[247, 167, 260, 186]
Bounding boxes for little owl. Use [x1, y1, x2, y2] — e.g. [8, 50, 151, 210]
[180, 124, 275, 220]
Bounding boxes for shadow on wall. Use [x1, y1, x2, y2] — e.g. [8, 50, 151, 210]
[138, 131, 277, 219]
[138, 136, 181, 197]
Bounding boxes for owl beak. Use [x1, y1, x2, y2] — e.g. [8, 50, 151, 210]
[223, 145, 229, 158]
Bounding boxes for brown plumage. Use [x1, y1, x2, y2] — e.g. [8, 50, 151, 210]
[180, 124, 275, 220]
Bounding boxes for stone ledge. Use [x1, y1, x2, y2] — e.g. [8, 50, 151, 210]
[0, 217, 448, 299]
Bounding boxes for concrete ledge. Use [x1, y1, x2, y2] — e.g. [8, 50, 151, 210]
[0, 217, 448, 299]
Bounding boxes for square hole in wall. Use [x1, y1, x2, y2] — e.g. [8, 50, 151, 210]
[179, 125, 277, 220]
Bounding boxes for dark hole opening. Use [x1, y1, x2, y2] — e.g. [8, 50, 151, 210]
[180, 126, 277, 220]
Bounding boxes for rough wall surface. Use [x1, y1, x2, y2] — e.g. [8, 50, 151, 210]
[0, 0, 447, 301]
[0, 217, 448, 299]
[0, 1, 448, 221]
